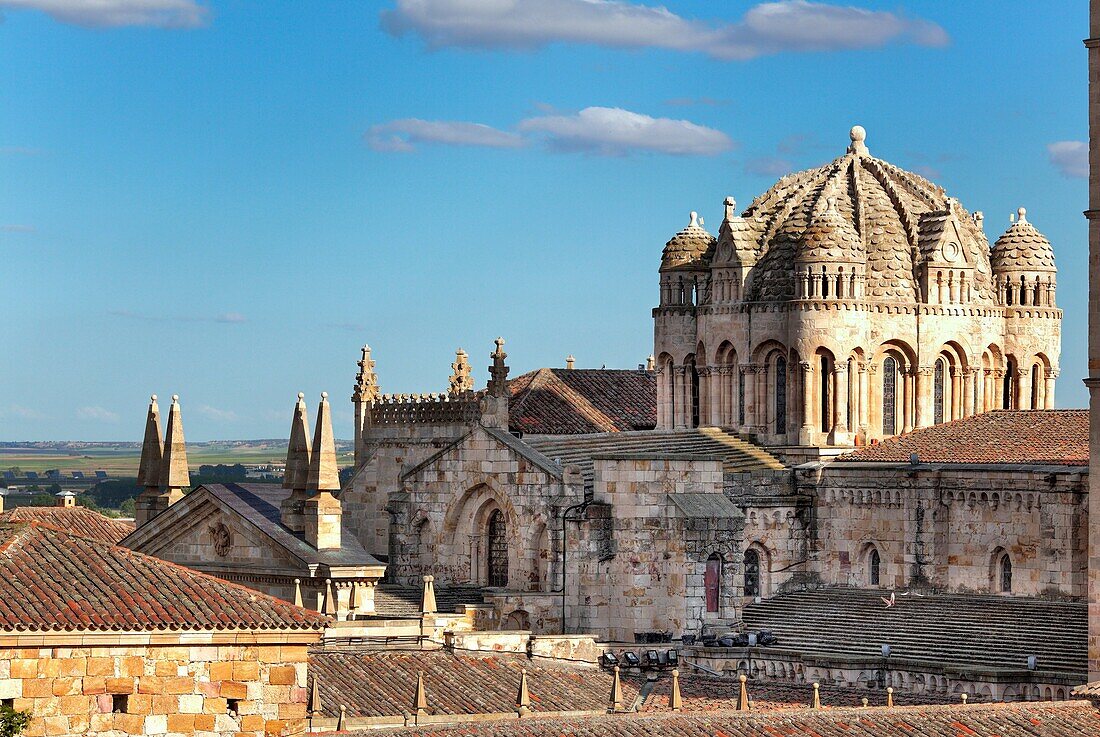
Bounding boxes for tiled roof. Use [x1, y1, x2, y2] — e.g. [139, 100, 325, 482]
[346, 701, 1100, 737]
[122, 483, 385, 570]
[660, 212, 715, 271]
[0, 506, 134, 544]
[796, 197, 865, 263]
[526, 428, 783, 486]
[372, 585, 487, 617]
[741, 589, 1086, 678]
[841, 410, 1088, 466]
[308, 650, 638, 718]
[509, 368, 656, 435]
[0, 521, 328, 632]
[992, 210, 1056, 272]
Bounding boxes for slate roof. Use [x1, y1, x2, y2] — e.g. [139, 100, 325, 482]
[526, 428, 783, 486]
[347, 701, 1100, 737]
[509, 368, 656, 435]
[796, 198, 865, 263]
[0, 506, 133, 544]
[667, 493, 742, 519]
[122, 483, 385, 570]
[841, 410, 1088, 466]
[309, 650, 637, 718]
[0, 521, 328, 632]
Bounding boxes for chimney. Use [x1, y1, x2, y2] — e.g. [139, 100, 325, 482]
[304, 392, 342, 551]
[56, 490, 77, 508]
[566, 355, 575, 370]
[480, 338, 510, 429]
[281, 392, 312, 533]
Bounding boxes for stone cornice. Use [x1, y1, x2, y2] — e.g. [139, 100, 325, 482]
[0, 629, 324, 648]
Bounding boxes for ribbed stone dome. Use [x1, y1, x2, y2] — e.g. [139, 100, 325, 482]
[740, 126, 995, 302]
[991, 208, 1056, 272]
[660, 211, 716, 272]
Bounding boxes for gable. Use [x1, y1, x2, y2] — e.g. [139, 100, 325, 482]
[401, 425, 562, 483]
[124, 488, 309, 575]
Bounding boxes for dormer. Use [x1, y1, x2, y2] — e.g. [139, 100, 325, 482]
[711, 196, 759, 303]
[918, 198, 974, 305]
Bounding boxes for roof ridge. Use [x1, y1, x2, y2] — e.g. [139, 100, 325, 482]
[542, 370, 623, 434]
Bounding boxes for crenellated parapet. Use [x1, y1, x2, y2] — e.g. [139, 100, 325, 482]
[369, 391, 481, 426]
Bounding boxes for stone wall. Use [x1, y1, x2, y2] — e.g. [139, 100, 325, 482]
[0, 637, 313, 737]
[807, 463, 1087, 596]
[570, 456, 743, 641]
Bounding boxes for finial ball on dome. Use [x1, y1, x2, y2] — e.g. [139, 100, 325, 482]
[321, 391, 328, 399]
[151, 394, 157, 402]
[689, 211, 699, 227]
[1017, 206, 1028, 223]
[850, 125, 866, 143]
[172, 394, 179, 402]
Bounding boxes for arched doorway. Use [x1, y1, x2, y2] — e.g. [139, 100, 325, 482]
[487, 510, 508, 587]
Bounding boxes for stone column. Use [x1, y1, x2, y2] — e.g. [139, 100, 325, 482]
[829, 364, 849, 445]
[656, 367, 668, 428]
[799, 361, 815, 445]
[673, 366, 687, 429]
[950, 367, 963, 421]
[913, 366, 930, 429]
[702, 367, 720, 426]
[963, 369, 976, 417]
[1015, 368, 1030, 410]
[902, 369, 914, 434]
[756, 365, 769, 432]
[858, 362, 870, 432]
[1046, 369, 1058, 408]
[742, 366, 756, 431]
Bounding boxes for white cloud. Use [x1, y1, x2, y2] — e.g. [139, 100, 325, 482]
[0, 224, 35, 233]
[197, 405, 238, 423]
[1047, 141, 1087, 179]
[518, 107, 732, 156]
[366, 118, 525, 152]
[381, 0, 947, 60]
[77, 406, 119, 422]
[0, 0, 208, 28]
[109, 309, 246, 324]
[216, 312, 247, 324]
[5, 405, 45, 420]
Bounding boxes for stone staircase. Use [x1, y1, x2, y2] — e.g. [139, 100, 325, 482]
[740, 588, 1087, 678]
[526, 428, 784, 485]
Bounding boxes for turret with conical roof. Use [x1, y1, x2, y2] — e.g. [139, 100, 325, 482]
[794, 195, 867, 300]
[658, 211, 716, 308]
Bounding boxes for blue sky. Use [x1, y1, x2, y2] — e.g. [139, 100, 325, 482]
[0, 0, 1088, 441]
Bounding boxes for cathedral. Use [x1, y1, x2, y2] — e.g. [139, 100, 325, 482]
[654, 126, 1061, 448]
[126, 125, 1085, 700]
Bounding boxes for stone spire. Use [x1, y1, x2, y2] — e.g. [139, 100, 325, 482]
[488, 338, 509, 397]
[137, 394, 163, 489]
[352, 345, 379, 466]
[305, 392, 342, 551]
[481, 338, 510, 429]
[136, 394, 187, 527]
[449, 348, 473, 394]
[281, 392, 312, 533]
[159, 395, 190, 491]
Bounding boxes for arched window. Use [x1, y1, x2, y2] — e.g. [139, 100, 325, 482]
[999, 553, 1012, 593]
[487, 510, 508, 587]
[738, 370, 746, 426]
[686, 355, 700, 428]
[775, 356, 787, 435]
[743, 549, 760, 597]
[882, 357, 898, 436]
[705, 553, 722, 613]
[933, 359, 946, 425]
[1031, 364, 1040, 409]
[819, 354, 833, 434]
[869, 548, 881, 587]
[1003, 359, 1016, 409]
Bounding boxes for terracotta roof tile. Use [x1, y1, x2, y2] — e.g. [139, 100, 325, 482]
[842, 410, 1087, 466]
[509, 369, 656, 435]
[0, 521, 328, 632]
[0, 506, 134, 544]
[347, 701, 1100, 737]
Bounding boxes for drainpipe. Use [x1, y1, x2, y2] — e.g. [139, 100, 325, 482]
[560, 499, 592, 634]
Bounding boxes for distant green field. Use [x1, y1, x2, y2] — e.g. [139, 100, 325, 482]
[0, 442, 354, 476]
